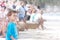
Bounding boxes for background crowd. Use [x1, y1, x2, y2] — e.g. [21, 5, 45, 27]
[0, 0, 44, 38]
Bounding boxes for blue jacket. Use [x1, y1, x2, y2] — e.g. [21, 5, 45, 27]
[6, 22, 18, 40]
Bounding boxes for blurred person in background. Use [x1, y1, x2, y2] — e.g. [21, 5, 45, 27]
[25, 4, 33, 21]
[26, 8, 32, 21]
[37, 9, 44, 30]
[18, 1, 27, 22]
[29, 6, 44, 29]
[6, 0, 16, 10]
[29, 7, 40, 23]
[0, 5, 8, 37]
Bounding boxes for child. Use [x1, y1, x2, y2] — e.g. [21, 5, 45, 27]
[6, 10, 18, 40]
